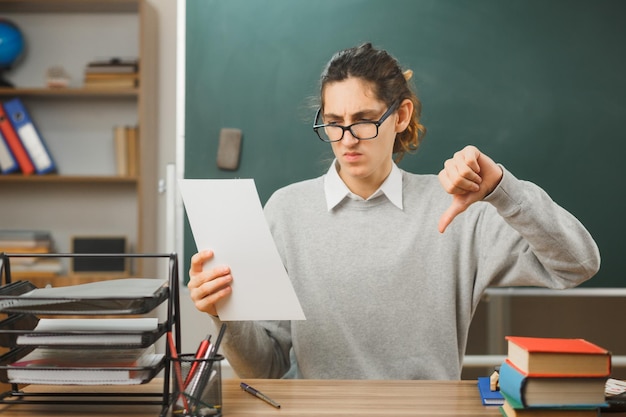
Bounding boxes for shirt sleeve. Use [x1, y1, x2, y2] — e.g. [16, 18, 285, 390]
[209, 316, 292, 379]
[478, 166, 601, 291]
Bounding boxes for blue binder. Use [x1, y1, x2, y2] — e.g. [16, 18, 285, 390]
[3, 98, 56, 174]
[0, 128, 19, 174]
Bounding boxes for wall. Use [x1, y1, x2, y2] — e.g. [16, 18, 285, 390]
[146, 0, 220, 358]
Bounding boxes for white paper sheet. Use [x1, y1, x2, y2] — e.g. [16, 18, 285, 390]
[179, 179, 305, 321]
[16, 318, 159, 346]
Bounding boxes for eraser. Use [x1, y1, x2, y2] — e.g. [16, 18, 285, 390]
[216, 128, 242, 170]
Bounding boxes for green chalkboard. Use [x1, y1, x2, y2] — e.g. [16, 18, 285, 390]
[185, 0, 626, 287]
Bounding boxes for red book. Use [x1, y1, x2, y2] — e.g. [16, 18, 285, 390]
[506, 336, 611, 377]
[0, 103, 35, 175]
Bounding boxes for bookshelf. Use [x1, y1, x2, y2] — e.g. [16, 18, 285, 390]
[0, 0, 158, 278]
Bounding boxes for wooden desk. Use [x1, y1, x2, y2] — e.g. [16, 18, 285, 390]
[0, 378, 621, 417]
[231, 378, 506, 416]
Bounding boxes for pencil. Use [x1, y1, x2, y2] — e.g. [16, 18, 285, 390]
[167, 331, 190, 412]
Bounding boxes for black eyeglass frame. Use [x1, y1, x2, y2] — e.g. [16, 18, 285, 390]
[312, 100, 401, 143]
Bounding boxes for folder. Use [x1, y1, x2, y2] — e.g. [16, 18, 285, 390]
[3, 98, 56, 174]
[0, 103, 35, 175]
[0, 128, 19, 174]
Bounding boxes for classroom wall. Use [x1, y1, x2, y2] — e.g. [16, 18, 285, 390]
[147, 0, 626, 377]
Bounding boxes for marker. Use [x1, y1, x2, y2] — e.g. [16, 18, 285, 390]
[240, 382, 281, 409]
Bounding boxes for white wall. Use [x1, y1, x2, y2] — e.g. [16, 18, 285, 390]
[148, 0, 193, 346]
[148, 0, 237, 376]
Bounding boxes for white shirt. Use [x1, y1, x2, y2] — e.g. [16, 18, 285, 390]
[323, 159, 403, 211]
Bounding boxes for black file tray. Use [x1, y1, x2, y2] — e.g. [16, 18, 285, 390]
[0, 313, 39, 347]
[0, 253, 183, 417]
[0, 346, 166, 385]
[0, 278, 169, 316]
[0, 315, 168, 349]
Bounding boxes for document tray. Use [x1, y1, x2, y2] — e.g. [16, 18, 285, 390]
[0, 316, 167, 349]
[0, 346, 166, 385]
[0, 253, 181, 416]
[0, 279, 169, 315]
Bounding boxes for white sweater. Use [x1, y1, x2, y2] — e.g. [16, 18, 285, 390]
[214, 167, 600, 380]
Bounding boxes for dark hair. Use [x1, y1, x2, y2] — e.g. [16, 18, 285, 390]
[319, 43, 426, 161]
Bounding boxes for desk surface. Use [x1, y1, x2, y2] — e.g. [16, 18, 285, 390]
[0, 378, 621, 417]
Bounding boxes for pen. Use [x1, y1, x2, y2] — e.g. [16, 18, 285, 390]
[240, 382, 281, 409]
[188, 323, 227, 410]
[183, 334, 211, 389]
[184, 337, 214, 410]
[209, 323, 227, 360]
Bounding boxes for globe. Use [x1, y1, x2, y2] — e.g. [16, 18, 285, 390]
[0, 19, 25, 87]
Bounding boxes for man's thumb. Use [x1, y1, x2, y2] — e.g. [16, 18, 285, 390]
[438, 200, 466, 233]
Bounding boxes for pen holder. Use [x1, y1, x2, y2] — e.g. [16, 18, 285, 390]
[169, 353, 223, 417]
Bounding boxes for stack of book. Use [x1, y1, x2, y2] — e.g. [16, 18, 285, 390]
[498, 336, 611, 416]
[83, 58, 139, 89]
[0, 230, 62, 279]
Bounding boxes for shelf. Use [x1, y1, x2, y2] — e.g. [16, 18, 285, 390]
[0, 0, 139, 13]
[14, 274, 132, 290]
[0, 88, 139, 98]
[0, 175, 137, 184]
[0, 0, 159, 276]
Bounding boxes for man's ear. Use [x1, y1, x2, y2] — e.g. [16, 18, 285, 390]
[395, 98, 413, 133]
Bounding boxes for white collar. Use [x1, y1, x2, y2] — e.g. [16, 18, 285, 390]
[324, 159, 403, 211]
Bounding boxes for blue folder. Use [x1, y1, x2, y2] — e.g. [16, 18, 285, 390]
[3, 98, 56, 174]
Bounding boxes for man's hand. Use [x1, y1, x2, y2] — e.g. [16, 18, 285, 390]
[188, 249, 233, 317]
[437, 145, 503, 233]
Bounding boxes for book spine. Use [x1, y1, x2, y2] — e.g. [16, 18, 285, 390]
[114, 125, 128, 177]
[3, 98, 56, 175]
[126, 125, 138, 177]
[499, 360, 528, 407]
[0, 103, 35, 175]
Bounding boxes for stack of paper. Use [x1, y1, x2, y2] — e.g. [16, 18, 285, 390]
[7, 346, 163, 385]
[16, 318, 159, 346]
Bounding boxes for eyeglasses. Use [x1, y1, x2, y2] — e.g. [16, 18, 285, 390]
[312, 101, 400, 143]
